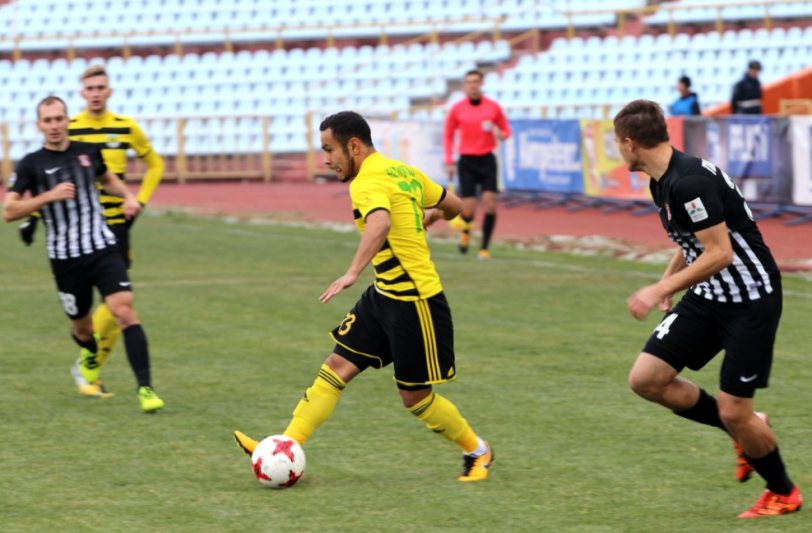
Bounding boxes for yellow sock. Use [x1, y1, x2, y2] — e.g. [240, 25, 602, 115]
[408, 392, 479, 453]
[283, 365, 346, 445]
[92, 304, 121, 368]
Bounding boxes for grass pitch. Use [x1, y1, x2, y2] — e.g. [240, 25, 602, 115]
[1, 213, 810, 533]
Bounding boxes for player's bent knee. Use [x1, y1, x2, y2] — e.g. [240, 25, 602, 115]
[400, 387, 432, 409]
[108, 303, 138, 329]
[717, 396, 753, 433]
[628, 370, 665, 400]
[324, 353, 361, 384]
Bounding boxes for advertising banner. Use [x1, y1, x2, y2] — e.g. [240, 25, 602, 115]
[368, 118, 448, 186]
[682, 116, 793, 204]
[790, 116, 812, 206]
[726, 116, 772, 178]
[501, 119, 583, 193]
[580, 117, 684, 199]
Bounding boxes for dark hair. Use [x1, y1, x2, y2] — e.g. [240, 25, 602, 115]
[748, 60, 762, 70]
[37, 95, 68, 118]
[319, 111, 373, 147]
[678, 75, 691, 88]
[464, 69, 483, 80]
[613, 100, 670, 149]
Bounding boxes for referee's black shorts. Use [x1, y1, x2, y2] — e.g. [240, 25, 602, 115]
[330, 285, 456, 390]
[642, 284, 782, 398]
[457, 153, 498, 198]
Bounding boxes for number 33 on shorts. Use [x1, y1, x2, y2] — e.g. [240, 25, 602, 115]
[653, 314, 678, 340]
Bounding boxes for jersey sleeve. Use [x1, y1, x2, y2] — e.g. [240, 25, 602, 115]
[421, 173, 446, 209]
[8, 156, 34, 195]
[351, 179, 391, 221]
[671, 174, 725, 232]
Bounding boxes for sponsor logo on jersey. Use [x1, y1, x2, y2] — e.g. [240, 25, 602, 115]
[78, 154, 91, 167]
[8, 173, 16, 186]
[684, 197, 708, 223]
[665, 203, 672, 221]
[106, 134, 121, 148]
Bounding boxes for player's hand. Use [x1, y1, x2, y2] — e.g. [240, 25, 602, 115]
[320, 272, 358, 304]
[125, 202, 145, 227]
[446, 164, 455, 179]
[495, 129, 507, 142]
[18, 214, 39, 246]
[627, 283, 666, 321]
[48, 182, 75, 202]
[659, 293, 674, 313]
[423, 208, 442, 228]
[123, 198, 142, 220]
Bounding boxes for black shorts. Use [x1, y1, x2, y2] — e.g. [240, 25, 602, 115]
[331, 286, 456, 390]
[458, 153, 498, 198]
[643, 285, 782, 398]
[109, 223, 133, 269]
[50, 249, 132, 320]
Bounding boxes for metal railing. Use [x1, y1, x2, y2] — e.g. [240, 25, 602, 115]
[1, 115, 275, 185]
[3, 0, 809, 62]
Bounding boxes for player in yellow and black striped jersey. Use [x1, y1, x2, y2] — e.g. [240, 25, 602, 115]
[234, 112, 495, 482]
[31, 65, 164, 398]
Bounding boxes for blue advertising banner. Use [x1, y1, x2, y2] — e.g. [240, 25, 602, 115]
[501, 119, 583, 193]
[726, 116, 772, 178]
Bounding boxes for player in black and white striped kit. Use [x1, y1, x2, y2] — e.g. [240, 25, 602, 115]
[3, 96, 164, 412]
[614, 101, 801, 518]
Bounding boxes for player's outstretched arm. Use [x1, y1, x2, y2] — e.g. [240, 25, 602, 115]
[320, 210, 391, 304]
[98, 171, 142, 220]
[424, 189, 463, 227]
[628, 222, 733, 320]
[2, 185, 74, 223]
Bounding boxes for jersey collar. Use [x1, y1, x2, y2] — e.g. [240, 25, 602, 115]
[356, 152, 384, 179]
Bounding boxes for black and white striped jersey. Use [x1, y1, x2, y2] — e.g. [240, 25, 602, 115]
[650, 149, 779, 304]
[9, 141, 117, 260]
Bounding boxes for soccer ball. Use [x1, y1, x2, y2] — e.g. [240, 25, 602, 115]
[251, 435, 306, 489]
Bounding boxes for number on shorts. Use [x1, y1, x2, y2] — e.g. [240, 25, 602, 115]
[653, 314, 678, 340]
[58, 292, 78, 316]
[338, 313, 356, 335]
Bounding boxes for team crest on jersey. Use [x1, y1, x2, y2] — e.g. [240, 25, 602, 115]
[665, 203, 672, 221]
[106, 134, 121, 148]
[78, 154, 91, 167]
[684, 197, 708, 223]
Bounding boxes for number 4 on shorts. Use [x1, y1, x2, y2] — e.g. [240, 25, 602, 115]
[653, 314, 678, 340]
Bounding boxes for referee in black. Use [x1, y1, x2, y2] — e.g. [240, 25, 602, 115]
[615, 100, 800, 518]
[2, 96, 164, 413]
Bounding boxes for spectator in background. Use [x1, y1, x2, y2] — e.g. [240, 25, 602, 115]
[731, 61, 763, 114]
[670, 76, 701, 116]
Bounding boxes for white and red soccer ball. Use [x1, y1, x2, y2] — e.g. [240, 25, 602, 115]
[251, 435, 306, 489]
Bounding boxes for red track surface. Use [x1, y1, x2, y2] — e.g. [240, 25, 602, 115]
[148, 182, 812, 266]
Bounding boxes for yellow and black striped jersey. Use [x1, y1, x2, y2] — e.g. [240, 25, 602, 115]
[351, 152, 447, 302]
[69, 110, 164, 225]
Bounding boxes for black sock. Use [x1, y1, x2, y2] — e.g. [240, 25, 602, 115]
[71, 332, 98, 353]
[745, 447, 794, 495]
[123, 324, 151, 389]
[673, 389, 729, 434]
[482, 213, 496, 250]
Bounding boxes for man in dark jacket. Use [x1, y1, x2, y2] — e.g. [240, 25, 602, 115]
[732, 61, 763, 114]
[671, 76, 701, 116]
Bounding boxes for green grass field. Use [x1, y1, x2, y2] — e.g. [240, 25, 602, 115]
[1, 213, 811, 533]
